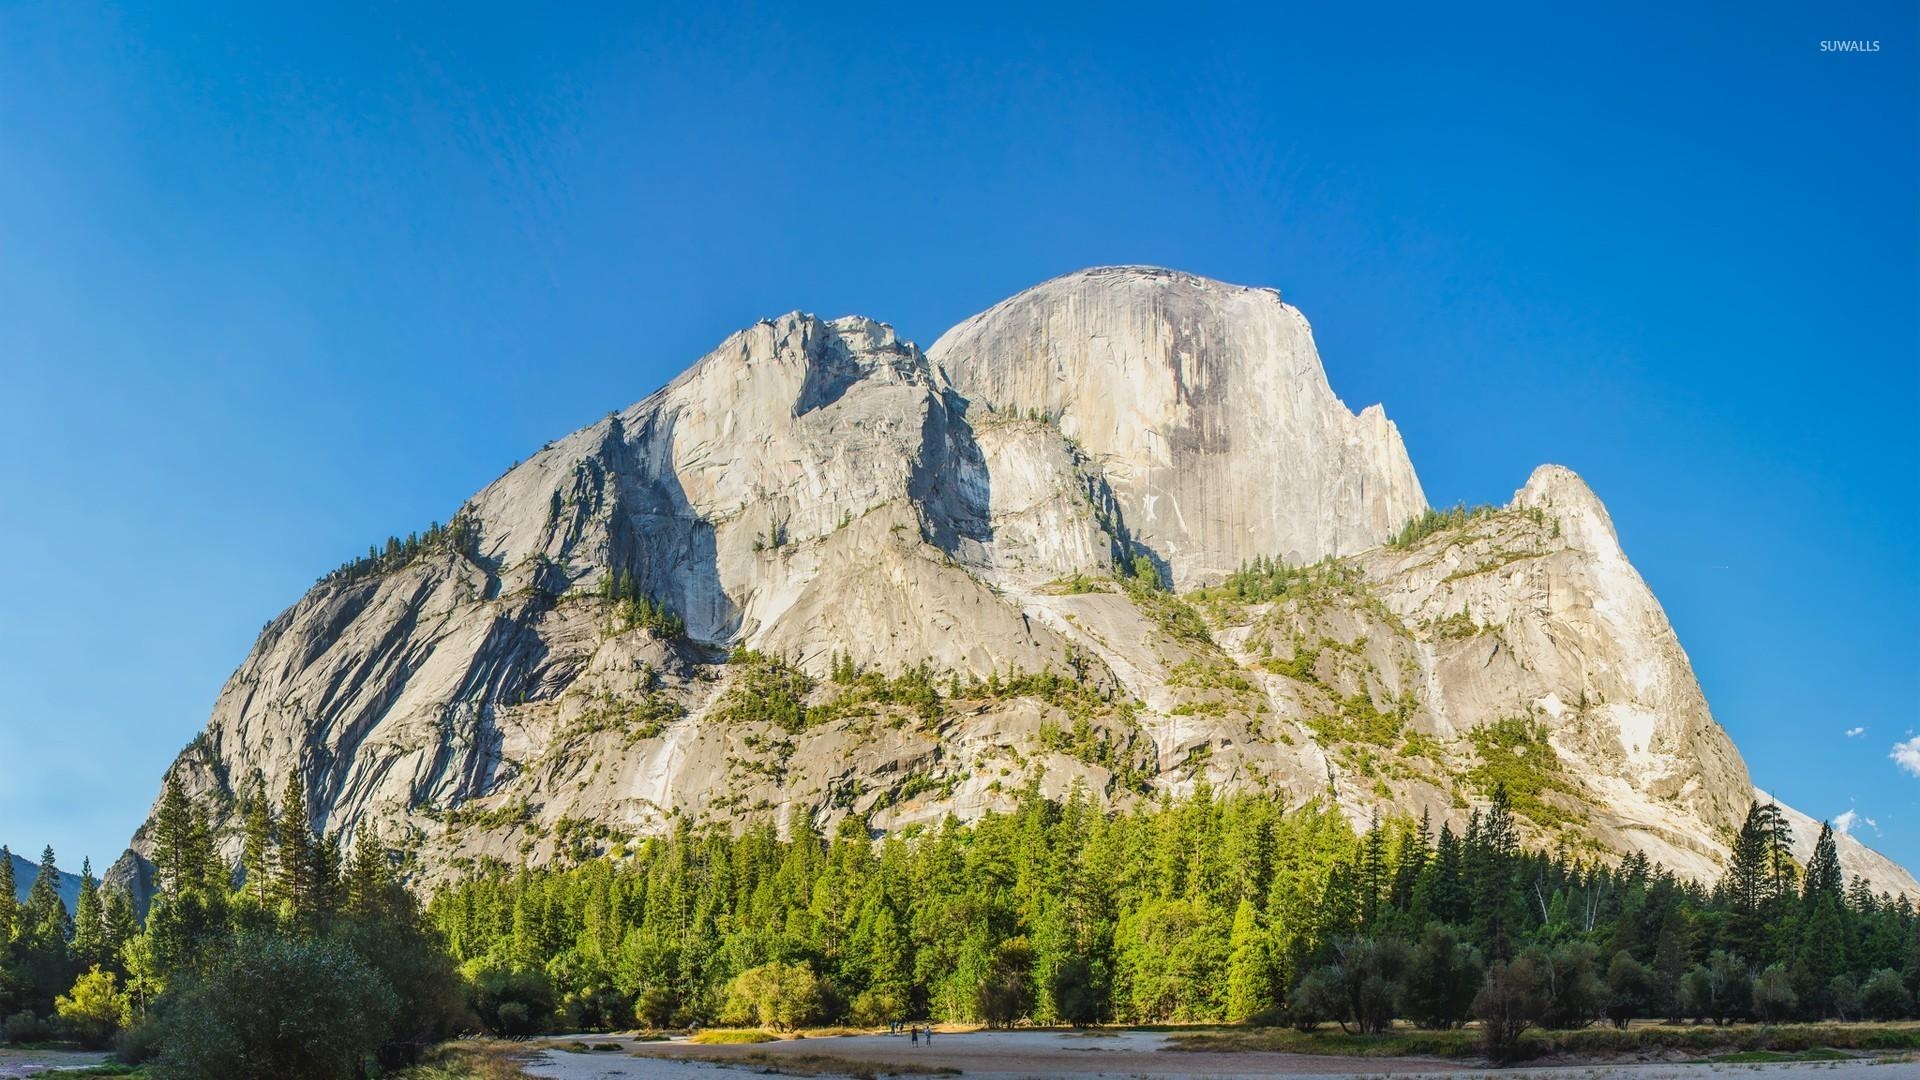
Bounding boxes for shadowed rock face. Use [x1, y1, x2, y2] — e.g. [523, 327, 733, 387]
[110, 268, 1917, 902]
[931, 267, 1427, 586]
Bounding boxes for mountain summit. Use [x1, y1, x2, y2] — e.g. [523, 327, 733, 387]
[933, 267, 1426, 584]
[114, 268, 1917, 900]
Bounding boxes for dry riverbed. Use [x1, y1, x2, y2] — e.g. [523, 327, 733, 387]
[522, 1030, 1917, 1080]
[0, 1049, 111, 1078]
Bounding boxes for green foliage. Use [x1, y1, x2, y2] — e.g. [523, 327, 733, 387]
[1400, 924, 1483, 1029]
[1034, 715, 1154, 791]
[1389, 503, 1498, 549]
[1603, 951, 1655, 1029]
[1201, 555, 1369, 608]
[1473, 954, 1548, 1062]
[325, 511, 481, 585]
[598, 571, 686, 639]
[812, 660, 943, 726]
[720, 962, 821, 1031]
[149, 932, 397, 1080]
[1121, 580, 1213, 644]
[1465, 717, 1582, 830]
[563, 689, 686, 744]
[460, 958, 555, 1036]
[104, 783, 463, 1072]
[714, 649, 816, 732]
[4, 1009, 54, 1044]
[55, 965, 127, 1048]
[1861, 968, 1914, 1019]
[1304, 690, 1406, 747]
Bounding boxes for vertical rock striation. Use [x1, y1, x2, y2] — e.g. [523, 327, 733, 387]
[931, 266, 1427, 586]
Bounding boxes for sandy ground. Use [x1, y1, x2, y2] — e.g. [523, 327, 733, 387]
[523, 1029, 1917, 1080]
[0, 1049, 111, 1078]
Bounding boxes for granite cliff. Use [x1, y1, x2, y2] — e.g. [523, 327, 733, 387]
[113, 267, 1917, 900]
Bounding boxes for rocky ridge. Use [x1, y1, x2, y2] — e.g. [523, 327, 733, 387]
[114, 267, 1917, 900]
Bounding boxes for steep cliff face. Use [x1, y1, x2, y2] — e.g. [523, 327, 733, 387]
[932, 267, 1427, 586]
[116, 267, 1917, 900]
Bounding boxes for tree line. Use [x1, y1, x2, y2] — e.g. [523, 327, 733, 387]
[427, 784, 1920, 1054]
[5, 779, 1918, 1073]
[1, 776, 465, 1077]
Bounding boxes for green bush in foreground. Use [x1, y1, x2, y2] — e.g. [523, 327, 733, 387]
[150, 933, 396, 1080]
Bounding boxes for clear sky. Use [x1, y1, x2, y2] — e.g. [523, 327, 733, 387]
[2, 3, 1915, 878]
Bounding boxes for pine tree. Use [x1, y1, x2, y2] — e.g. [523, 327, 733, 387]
[1468, 786, 1523, 959]
[345, 827, 391, 918]
[1803, 823, 1843, 904]
[275, 771, 315, 922]
[102, 888, 138, 968]
[1224, 898, 1273, 1022]
[73, 858, 105, 966]
[151, 778, 197, 895]
[26, 845, 70, 944]
[241, 778, 278, 906]
[0, 845, 17, 944]
[1652, 906, 1693, 1020]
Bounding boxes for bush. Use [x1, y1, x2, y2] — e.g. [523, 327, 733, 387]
[1320, 936, 1409, 1034]
[1751, 962, 1797, 1023]
[461, 958, 556, 1036]
[849, 984, 910, 1028]
[55, 966, 128, 1049]
[1399, 924, 1482, 1030]
[1049, 956, 1106, 1028]
[1827, 975, 1862, 1021]
[1287, 966, 1345, 1032]
[633, 984, 677, 1030]
[150, 933, 397, 1080]
[1473, 956, 1548, 1063]
[1530, 942, 1605, 1030]
[975, 939, 1034, 1029]
[1679, 950, 1751, 1026]
[1603, 952, 1655, 1029]
[327, 914, 467, 1064]
[719, 962, 821, 1032]
[4, 1009, 54, 1044]
[1861, 968, 1914, 1020]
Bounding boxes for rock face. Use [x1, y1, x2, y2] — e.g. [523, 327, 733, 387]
[932, 267, 1427, 586]
[114, 267, 1917, 901]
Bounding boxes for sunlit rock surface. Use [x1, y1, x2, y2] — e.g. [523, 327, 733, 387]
[111, 268, 1916, 901]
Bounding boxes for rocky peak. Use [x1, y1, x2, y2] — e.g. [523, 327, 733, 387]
[932, 266, 1426, 586]
[108, 267, 1918, 904]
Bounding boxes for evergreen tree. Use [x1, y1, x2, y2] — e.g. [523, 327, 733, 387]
[1803, 823, 1844, 904]
[26, 845, 70, 945]
[240, 778, 278, 907]
[276, 771, 316, 923]
[1652, 905, 1693, 1020]
[1224, 898, 1274, 1022]
[0, 845, 17, 944]
[72, 858, 105, 967]
[345, 827, 393, 918]
[102, 888, 138, 971]
[150, 778, 197, 895]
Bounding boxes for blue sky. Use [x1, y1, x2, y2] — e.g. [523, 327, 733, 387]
[2, 3, 1915, 877]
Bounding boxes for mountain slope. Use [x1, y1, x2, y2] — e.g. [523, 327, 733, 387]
[113, 267, 1917, 900]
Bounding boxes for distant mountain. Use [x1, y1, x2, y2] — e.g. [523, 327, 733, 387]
[112, 266, 1918, 900]
[7, 847, 83, 912]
